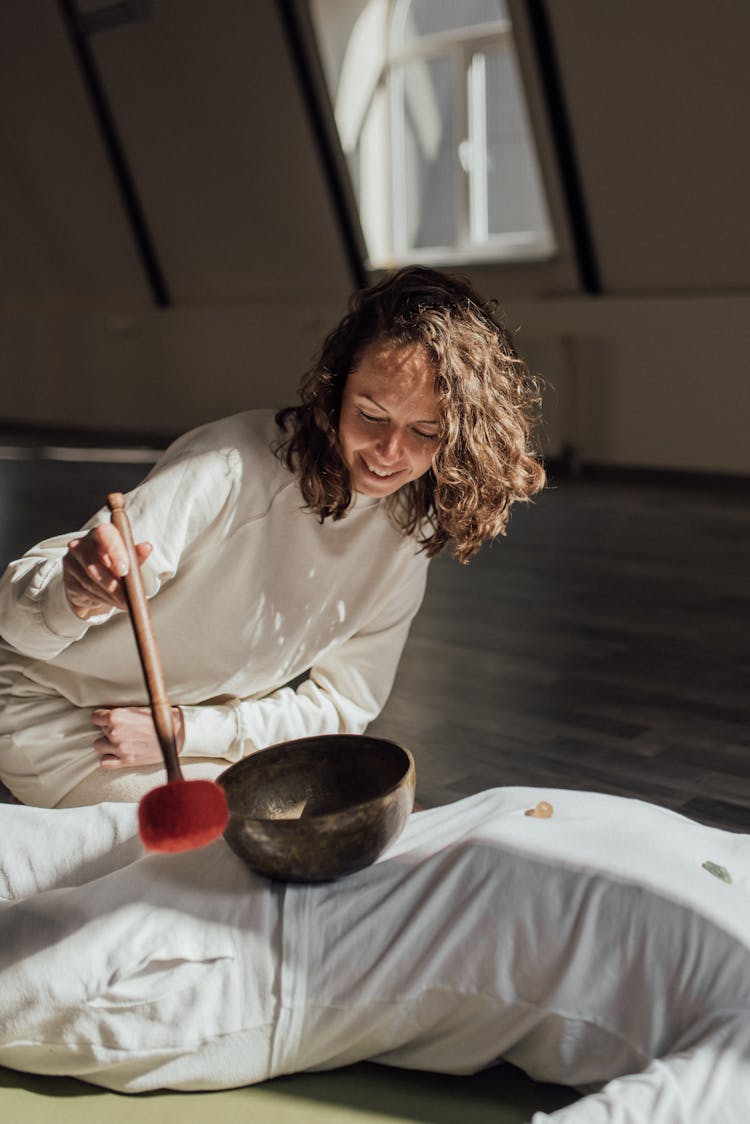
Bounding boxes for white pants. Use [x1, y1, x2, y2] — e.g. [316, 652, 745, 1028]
[55, 757, 226, 806]
[1, 788, 749, 1123]
[0, 683, 227, 807]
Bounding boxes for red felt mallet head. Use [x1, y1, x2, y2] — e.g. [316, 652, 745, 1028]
[107, 493, 229, 853]
[138, 778, 229, 852]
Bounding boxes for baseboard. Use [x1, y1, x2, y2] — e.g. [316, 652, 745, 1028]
[544, 455, 749, 492]
[0, 420, 174, 450]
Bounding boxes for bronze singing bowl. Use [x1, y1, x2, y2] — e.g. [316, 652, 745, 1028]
[218, 734, 416, 883]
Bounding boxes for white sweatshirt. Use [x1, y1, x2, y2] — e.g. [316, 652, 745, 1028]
[0, 410, 430, 807]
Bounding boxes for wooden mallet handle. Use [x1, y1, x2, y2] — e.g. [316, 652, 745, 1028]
[106, 492, 182, 784]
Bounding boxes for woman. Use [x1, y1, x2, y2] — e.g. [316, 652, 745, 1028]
[0, 267, 545, 807]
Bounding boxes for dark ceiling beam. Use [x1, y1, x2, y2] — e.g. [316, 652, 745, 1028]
[527, 0, 601, 295]
[58, 0, 170, 307]
[277, 0, 368, 290]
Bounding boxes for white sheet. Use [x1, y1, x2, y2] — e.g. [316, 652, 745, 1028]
[1, 787, 749, 1122]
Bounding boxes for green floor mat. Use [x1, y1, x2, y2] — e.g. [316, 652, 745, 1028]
[1, 1062, 578, 1123]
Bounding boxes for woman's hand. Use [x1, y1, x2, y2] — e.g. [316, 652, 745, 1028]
[63, 524, 152, 619]
[92, 706, 185, 770]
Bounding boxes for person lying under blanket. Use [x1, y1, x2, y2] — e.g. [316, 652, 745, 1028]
[1, 785, 748, 1122]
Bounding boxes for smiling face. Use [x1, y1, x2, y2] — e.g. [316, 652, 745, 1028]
[338, 339, 440, 498]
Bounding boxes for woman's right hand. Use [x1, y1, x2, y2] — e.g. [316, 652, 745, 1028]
[63, 525, 152, 619]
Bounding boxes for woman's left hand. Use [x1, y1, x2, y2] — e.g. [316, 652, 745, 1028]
[92, 706, 185, 769]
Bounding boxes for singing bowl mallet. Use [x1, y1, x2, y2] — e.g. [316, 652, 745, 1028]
[106, 493, 229, 852]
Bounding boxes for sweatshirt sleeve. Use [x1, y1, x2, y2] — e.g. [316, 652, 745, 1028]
[0, 538, 97, 660]
[180, 552, 429, 760]
[0, 440, 240, 662]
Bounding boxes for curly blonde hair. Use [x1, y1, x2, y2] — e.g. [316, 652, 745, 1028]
[275, 266, 545, 563]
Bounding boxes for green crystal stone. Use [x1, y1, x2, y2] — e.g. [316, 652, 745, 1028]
[702, 860, 732, 884]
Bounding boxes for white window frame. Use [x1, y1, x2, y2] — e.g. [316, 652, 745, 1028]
[314, 0, 556, 268]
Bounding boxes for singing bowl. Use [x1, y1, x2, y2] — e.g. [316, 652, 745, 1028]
[218, 734, 415, 882]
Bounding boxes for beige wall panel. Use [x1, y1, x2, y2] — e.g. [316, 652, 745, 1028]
[86, 0, 352, 302]
[0, 2, 353, 435]
[4, 289, 749, 478]
[0, 1, 149, 304]
[0, 295, 346, 435]
[509, 294, 750, 475]
[546, 0, 750, 294]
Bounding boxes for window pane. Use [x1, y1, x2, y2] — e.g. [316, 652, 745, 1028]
[402, 0, 507, 41]
[397, 55, 458, 251]
[484, 46, 552, 243]
[310, 0, 557, 264]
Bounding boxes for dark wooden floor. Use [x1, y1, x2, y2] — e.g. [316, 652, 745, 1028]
[1, 452, 749, 831]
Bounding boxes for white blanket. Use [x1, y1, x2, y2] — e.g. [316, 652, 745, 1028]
[1, 787, 749, 1123]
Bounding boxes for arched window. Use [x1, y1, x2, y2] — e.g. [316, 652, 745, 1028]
[312, 0, 555, 266]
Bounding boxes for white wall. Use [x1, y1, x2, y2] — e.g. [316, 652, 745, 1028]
[0, 298, 345, 436]
[5, 288, 749, 477]
[0, 1, 352, 437]
[1, 1, 748, 478]
[507, 293, 750, 475]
